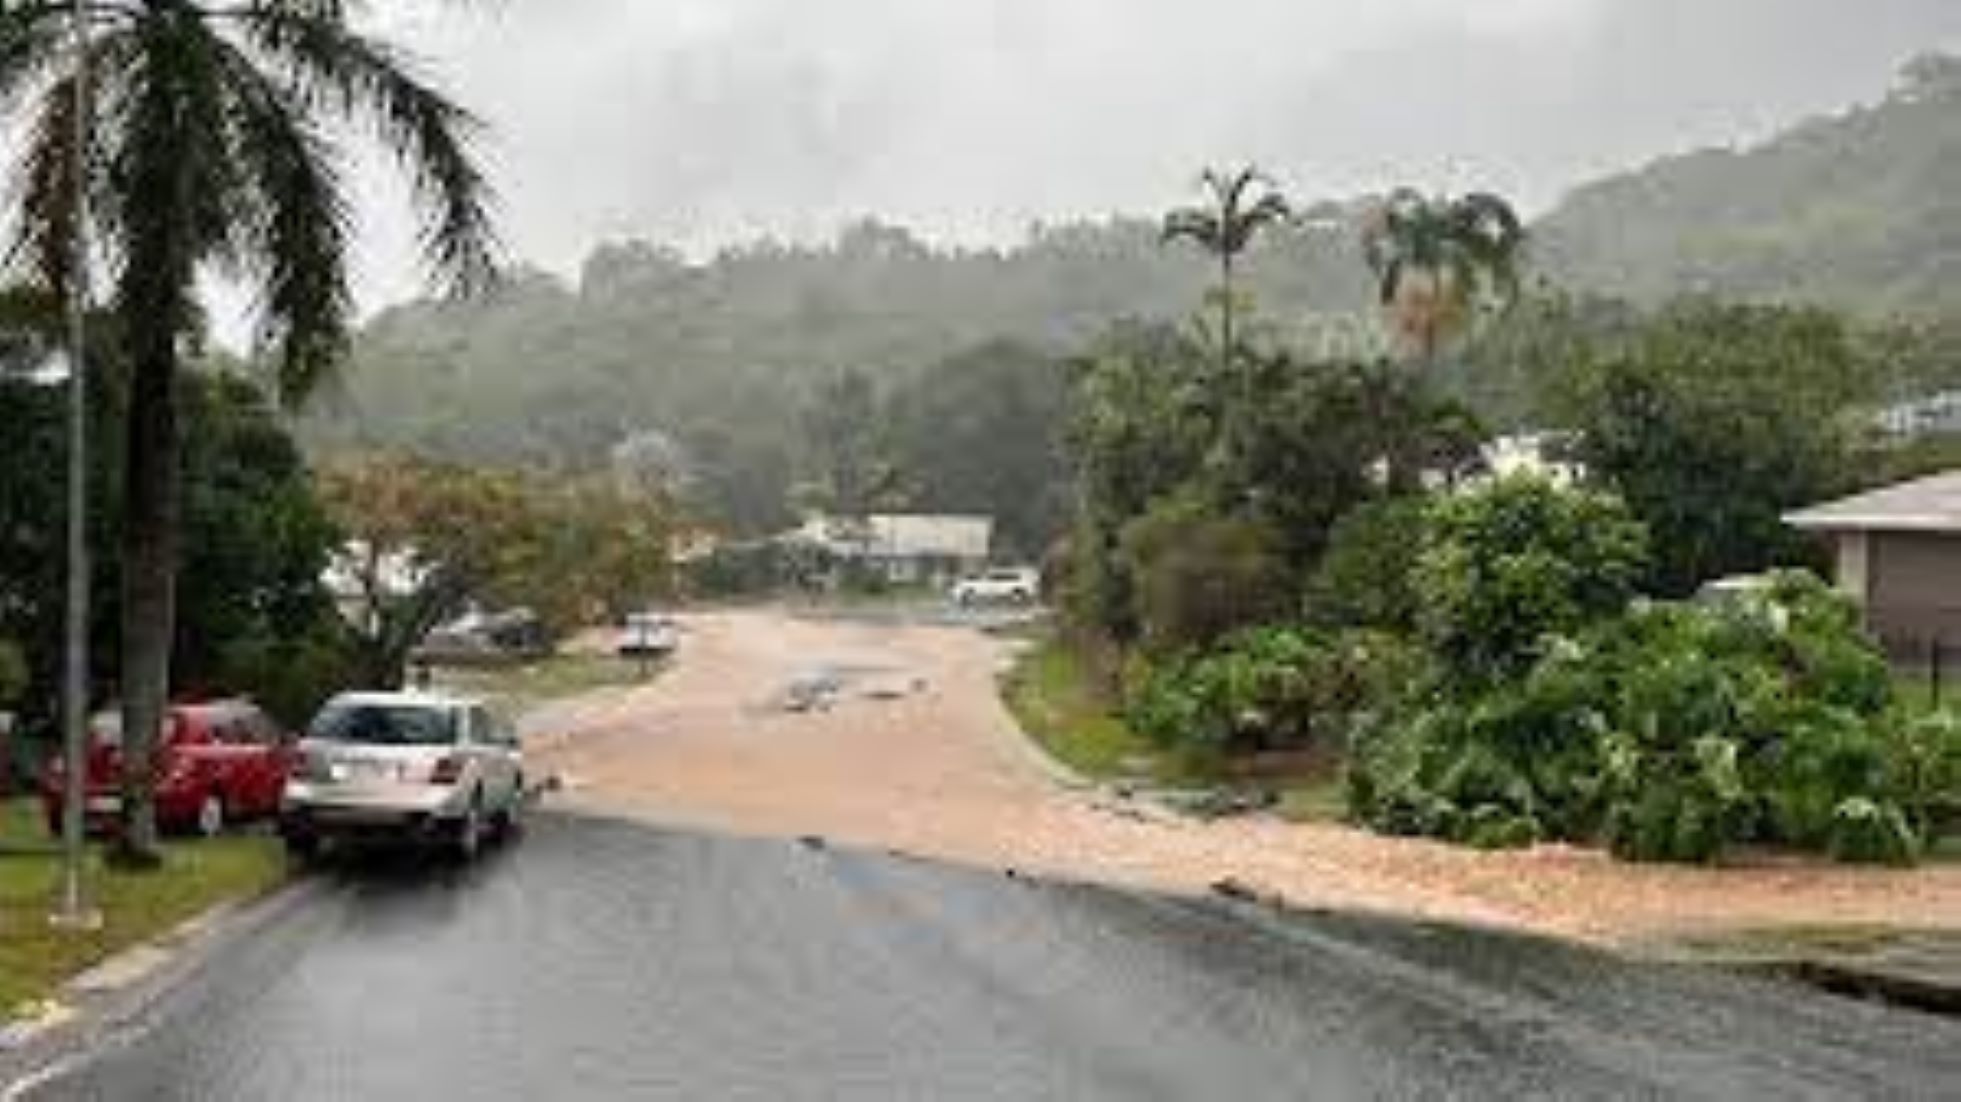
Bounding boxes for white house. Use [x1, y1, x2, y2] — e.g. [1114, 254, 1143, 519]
[785, 514, 994, 585]
[1478, 432, 1585, 487]
[321, 541, 429, 635]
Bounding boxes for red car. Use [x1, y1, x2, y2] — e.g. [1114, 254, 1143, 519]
[42, 700, 296, 838]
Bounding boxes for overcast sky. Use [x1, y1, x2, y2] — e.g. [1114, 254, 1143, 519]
[333, 0, 1961, 314]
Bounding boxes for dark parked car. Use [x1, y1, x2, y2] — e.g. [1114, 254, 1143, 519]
[41, 700, 296, 838]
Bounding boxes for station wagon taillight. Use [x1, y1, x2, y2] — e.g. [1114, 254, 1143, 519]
[429, 756, 465, 785]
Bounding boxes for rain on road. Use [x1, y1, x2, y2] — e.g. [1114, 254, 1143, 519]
[14, 814, 1959, 1100]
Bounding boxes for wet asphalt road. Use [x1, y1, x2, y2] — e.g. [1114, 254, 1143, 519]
[16, 814, 1961, 1101]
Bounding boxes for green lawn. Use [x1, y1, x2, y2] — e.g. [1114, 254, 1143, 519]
[1002, 640, 1179, 783]
[1274, 777, 1350, 824]
[0, 799, 287, 1017]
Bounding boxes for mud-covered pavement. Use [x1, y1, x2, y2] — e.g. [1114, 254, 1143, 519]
[527, 609, 1961, 945]
[15, 815, 1959, 1100]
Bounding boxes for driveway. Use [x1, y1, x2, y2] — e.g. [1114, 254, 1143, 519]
[528, 609, 1961, 945]
[13, 815, 1958, 1100]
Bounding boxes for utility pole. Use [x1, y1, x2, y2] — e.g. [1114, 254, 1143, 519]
[52, 0, 100, 932]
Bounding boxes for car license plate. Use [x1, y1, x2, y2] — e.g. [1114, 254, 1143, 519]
[333, 760, 399, 783]
[86, 795, 122, 814]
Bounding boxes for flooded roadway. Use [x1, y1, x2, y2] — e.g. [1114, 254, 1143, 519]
[15, 814, 1960, 1100]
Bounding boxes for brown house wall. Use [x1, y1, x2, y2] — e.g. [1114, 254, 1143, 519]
[1866, 531, 1961, 650]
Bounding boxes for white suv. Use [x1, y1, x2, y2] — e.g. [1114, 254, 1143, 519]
[950, 567, 1040, 607]
[280, 691, 527, 862]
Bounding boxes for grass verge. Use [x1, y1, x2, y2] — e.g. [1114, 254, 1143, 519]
[432, 653, 655, 714]
[0, 799, 287, 1017]
[1000, 639, 1203, 786]
[1002, 638, 1353, 822]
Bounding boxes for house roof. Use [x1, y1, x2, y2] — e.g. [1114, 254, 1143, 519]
[1785, 470, 1961, 534]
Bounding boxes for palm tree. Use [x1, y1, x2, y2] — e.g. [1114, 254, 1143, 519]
[1, 0, 496, 864]
[1162, 167, 1291, 372]
[1362, 188, 1525, 364]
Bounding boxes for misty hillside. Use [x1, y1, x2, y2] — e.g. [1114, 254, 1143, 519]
[1534, 53, 1961, 314]
[306, 53, 1961, 531]
[301, 217, 1377, 527]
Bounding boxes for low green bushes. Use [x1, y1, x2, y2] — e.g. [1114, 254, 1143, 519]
[1350, 569, 1956, 864]
[1118, 499, 1295, 654]
[1127, 626, 1421, 759]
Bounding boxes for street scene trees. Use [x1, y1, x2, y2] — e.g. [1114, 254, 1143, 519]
[1, 8, 1960, 1095]
[1, 0, 495, 863]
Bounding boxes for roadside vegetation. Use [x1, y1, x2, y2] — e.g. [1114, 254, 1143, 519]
[0, 800, 286, 1016]
[1032, 160, 1961, 867]
[1002, 641, 1199, 786]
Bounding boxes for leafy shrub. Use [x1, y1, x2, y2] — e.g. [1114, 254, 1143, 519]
[1828, 798, 1921, 866]
[686, 540, 835, 598]
[1127, 627, 1420, 758]
[1886, 709, 1961, 838]
[1352, 568, 1937, 864]
[212, 626, 366, 730]
[1348, 639, 1612, 849]
[1414, 475, 1649, 688]
[1595, 572, 1904, 861]
[1305, 496, 1429, 632]
[1118, 498, 1294, 654]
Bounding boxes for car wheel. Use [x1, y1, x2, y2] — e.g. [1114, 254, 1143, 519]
[284, 832, 322, 866]
[195, 792, 227, 838]
[453, 798, 485, 862]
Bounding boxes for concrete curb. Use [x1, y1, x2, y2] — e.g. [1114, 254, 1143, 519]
[0, 875, 321, 1093]
[1750, 957, 1961, 1016]
[1637, 930, 1961, 1018]
[991, 643, 1212, 835]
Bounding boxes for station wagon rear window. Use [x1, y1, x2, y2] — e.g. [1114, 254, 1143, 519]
[309, 703, 459, 746]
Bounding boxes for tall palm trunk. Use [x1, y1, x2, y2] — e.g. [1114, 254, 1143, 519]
[1218, 252, 1236, 374]
[115, 341, 181, 867]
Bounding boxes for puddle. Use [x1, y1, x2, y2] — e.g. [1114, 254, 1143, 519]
[772, 663, 925, 712]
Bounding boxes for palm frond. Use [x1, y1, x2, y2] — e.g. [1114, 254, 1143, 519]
[107, 12, 242, 344]
[8, 71, 79, 293]
[1162, 207, 1223, 251]
[213, 36, 350, 406]
[0, 1, 71, 106]
[238, 4, 497, 295]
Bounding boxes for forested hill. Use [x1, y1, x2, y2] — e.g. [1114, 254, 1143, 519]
[1533, 52, 1961, 315]
[300, 216, 1378, 532]
[305, 53, 1961, 533]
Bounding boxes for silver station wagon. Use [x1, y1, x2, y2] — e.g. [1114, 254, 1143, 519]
[280, 691, 528, 862]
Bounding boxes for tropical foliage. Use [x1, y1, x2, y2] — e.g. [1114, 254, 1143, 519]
[1161, 167, 1293, 365]
[1413, 476, 1650, 689]
[1128, 626, 1421, 760]
[0, 369, 352, 732]
[319, 456, 675, 687]
[0, 0, 495, 859]
[1548, 301, 1871, 596]
[1362, 188, 1525, 361]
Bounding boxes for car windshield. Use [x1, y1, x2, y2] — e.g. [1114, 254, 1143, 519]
[308, 702, 458, 746]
